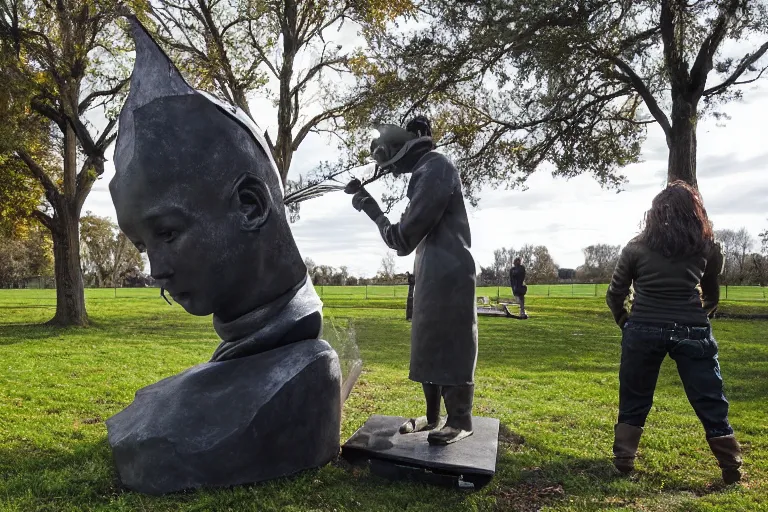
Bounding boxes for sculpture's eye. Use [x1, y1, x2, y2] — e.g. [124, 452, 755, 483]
[158, 230, 178, 243]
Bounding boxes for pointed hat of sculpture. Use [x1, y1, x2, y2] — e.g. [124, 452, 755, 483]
[114, 15, 283, 195]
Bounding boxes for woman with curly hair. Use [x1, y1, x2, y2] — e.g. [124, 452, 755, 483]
[606, 180, 742, 484]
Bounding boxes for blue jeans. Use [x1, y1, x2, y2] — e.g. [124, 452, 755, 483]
[618, 321, 733, 439]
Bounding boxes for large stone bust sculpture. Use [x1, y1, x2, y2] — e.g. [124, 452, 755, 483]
[104, 17, 342, 495]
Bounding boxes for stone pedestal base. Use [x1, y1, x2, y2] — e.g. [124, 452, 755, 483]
[341, 415, 499, 489]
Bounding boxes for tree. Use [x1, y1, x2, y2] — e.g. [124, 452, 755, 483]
[733, 227, 754, 279]
[715, 228, 739, 283]
[148, 0, 416, 203]
[760, 221, 768, 254]
[0, 1, 142, 325]
[0, 236, 27, 288]
[578, 244, 621, 282]
[488, 247, 513, 284]
[527, 245, 559, 284]
[80, 213, 144, 288]
[350, 1, 768, 195]
[0, 224, 52, 288]
[379, 252, 397, 281]
[745, 253, 768, 286]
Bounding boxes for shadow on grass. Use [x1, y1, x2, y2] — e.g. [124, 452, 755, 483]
[0, 323, 65, 345]
[0, 305, 55, 309]
[0, 438, 121, 504]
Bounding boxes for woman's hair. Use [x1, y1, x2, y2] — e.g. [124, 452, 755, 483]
[513, 257, 521, 266]
[636, 180, 714, 259]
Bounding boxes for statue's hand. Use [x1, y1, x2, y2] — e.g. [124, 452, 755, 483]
[351, 188, 383, 221]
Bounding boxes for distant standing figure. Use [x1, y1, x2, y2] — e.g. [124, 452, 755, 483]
[406, 271, 415, 321]
[509, 258, 528, 319]
[606, 180, 742, 484]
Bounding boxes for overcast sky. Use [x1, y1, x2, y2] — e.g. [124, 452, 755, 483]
[82, 25, 768, 279]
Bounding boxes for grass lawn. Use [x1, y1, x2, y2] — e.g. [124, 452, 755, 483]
[0, 289, 766, 511]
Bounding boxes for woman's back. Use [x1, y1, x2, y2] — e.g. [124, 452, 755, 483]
[609, 241, 723, 326]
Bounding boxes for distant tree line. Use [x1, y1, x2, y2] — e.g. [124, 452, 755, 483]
[477, 225, 768, 287]
[715, 227, 768, 286]
[3, 221, 767, 289]
[0, 212, 148, 289]
[305, 253, 411, 286]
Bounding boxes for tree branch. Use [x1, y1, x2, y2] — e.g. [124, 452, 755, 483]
[292, 101, 357, 151]
[605, 55, 672, 139]
[247, 19, 279, 78]
[291, 55, 346, 97]
[660, 0, 689, 92]
[78, 78, 129, 114]
[30, 97, 65, 128]
[689, 0, 741, 92]
[15, 149, 60, 204]
[32, 209, 56, 232]
[704, 41, 768, 97]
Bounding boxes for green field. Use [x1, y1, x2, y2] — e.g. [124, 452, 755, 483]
[0, 289, 766, 511]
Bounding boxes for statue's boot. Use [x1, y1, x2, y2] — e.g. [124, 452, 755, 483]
[428, 384, 473, 445]
[399, 383, 442, 434]
[708, 434, 743, 484]
[612, 423, 643, 474]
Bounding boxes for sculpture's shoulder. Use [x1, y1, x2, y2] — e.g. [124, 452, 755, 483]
[106, 338, 342, 494]
[411, 152, 458, 189]
[107, 339, 341, 444]
[141, 339, 339, 401]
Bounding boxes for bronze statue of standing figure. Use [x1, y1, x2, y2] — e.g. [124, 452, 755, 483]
[346, 117, 478, 445]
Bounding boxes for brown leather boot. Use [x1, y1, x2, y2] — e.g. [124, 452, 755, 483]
[707, 435, 743, 484]
[612, 423, 643, 473]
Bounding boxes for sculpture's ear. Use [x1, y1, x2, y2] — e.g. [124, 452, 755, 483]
[233, 173, 271, 231]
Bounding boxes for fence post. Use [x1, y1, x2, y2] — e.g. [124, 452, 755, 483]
[725, 285, 728, 300]
[321, 285, 324, 298]
[497, 286, 500, 301]
[572, 283, 574, 297]
[595, 283, 597, 297]
[548, 286, 550, 297]
[365, 285, 368, 300]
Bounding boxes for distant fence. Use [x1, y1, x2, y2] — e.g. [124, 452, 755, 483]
[311, 283, 767, 302]
[2, 284, 765, 301]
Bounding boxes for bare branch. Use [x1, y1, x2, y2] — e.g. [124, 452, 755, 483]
[247, 19, 279, 78]
[291, 56, 346, 97]
[704, 41, 768, 97]
[78, 78, 129, 114]
[292, 101, 358, 151]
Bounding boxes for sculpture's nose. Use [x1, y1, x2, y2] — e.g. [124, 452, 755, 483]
[149, 253, 174, 281]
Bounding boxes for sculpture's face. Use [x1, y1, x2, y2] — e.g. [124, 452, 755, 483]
[111, 95, 273, 317]
[114, 179, 244, 316]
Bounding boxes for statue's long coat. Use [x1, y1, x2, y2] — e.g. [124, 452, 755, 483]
[375, 152, 478, 386]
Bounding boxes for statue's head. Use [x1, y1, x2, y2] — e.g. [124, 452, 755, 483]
[369, 116, 433, 176]
[110, 18, 305, 321]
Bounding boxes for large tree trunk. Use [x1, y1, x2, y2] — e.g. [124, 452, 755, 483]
[50, 203, 87, 326]
[667, 96, 699, 189]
